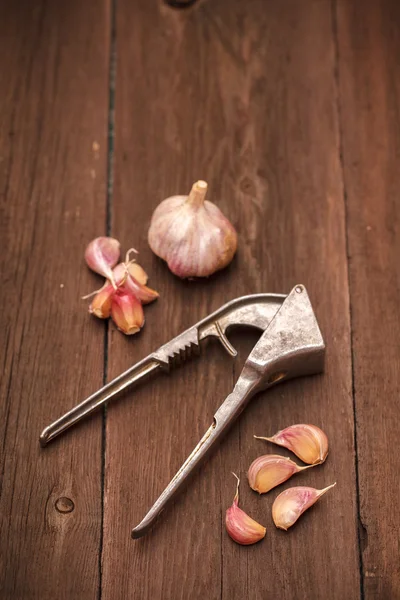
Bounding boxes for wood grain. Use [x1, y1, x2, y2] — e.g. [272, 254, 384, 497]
[102, 1, 360, 598]
[4, 0, 397, 597]
[336, 0, 400, 597]
[0, 1, 109, 598]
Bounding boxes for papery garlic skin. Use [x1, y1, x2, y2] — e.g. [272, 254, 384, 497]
[111, 291, 144, 335]
[84, 237, 120, 284]
[225, 473, 266, 545]
[272, 484, 336, 531]
[148, 180, 237, 278]
[89, 283, 115, 318]
[255, 424, 329, 465]
[248, 454, 314, 494]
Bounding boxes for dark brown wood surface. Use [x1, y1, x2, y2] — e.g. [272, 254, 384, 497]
[336, 1, 400, 597]
[0, 0, 109, 598]
[0, 1, 398, 599]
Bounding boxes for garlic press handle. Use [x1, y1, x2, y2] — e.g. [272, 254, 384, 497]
[39, 293, 285, 446]
[131, 373, 258, 539]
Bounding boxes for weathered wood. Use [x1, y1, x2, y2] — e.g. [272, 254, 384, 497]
[336, 0, 400, 597]
[102, 1, 360, 598]
[0, 1, 109, 598]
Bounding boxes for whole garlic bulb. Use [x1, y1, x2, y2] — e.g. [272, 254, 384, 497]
[148, 180, 237, 278]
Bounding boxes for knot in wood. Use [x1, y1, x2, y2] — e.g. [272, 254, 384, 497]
[55, 497, 75, 514]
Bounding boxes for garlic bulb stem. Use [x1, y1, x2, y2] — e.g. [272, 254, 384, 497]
[186, 180, 208, 208]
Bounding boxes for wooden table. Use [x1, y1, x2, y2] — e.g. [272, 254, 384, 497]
[1, 1, 399, 598]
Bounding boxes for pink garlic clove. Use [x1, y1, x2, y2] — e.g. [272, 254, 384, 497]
[123, 275, 159, 305]
[272, 483, 336, 530]
[112, 262, 159, 305]
[255, 424, 329, 465]
[247, 454, 315, 494]
[225, 473, 266, 545]
[89, 283, 115, 319]
[128, 262, 148, 286]
[84, 237, 121, 284]
[111, 291, 144, 335]
[112, 262, 130, 287]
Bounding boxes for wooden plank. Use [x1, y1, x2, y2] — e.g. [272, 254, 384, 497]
[0, 1, 109, 598]
[103, 1, 360, 598]
[335, 0, 400, 597]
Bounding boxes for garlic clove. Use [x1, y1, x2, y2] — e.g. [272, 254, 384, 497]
[148, 180, 238, 279]
[112, 262, 130, 287]
[84, 237, 120, 285]
[272, 483, 336, 530]
[128, 263, 148, 286]
[123, 275, 159, 305]
[112, 262, 159, 305]
[247, 454, 314, 494]
[113, 260, 149, 287]
[255, 424, 329, 465]
[89, 283, 115, 319]
[225, 473, 266, 545]
[111, 291, 144, 335]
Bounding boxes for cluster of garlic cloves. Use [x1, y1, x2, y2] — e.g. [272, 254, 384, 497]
[84, 237, 158, 335]
[148, 180, 237, 278]
[226, 424, 335, 544]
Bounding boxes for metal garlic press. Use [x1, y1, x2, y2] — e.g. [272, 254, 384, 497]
[40, 284, 325, 539]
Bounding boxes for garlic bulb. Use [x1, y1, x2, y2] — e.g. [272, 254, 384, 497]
[148, 180, 237, 278]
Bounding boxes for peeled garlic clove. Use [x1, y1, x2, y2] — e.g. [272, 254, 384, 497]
[128, 263, 148, 286]
[225, 473, 266, 545]
[85, 237, 121, 284]
[111, 291, 144, 335]
[148, 180, 238, 278]
[248, 454, 314, 494]
[255, 424, 329, 465]
[272, 484, 336, 530]
[89, 283, 115, 319]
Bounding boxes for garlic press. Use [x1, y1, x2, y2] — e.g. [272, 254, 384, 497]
[40, 284, 325, 538]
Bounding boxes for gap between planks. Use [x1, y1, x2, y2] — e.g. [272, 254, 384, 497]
[330, 1, 364, 598]
[99, 0, 118, 598]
